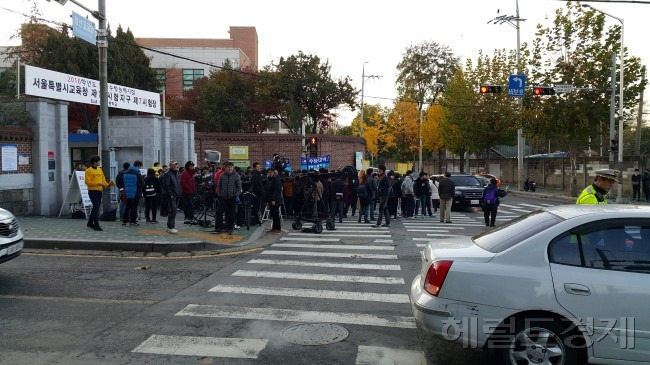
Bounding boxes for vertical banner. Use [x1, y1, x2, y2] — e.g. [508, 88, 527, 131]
[355, 152, 363, 171]
[1, 144, 18, 172]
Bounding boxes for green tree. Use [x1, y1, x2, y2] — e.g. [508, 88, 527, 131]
[524, 2, 646, 195]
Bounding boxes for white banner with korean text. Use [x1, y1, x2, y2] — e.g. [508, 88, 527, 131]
[25, 65, 161, 114]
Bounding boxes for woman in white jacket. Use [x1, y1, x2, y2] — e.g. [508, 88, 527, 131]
[429, 176, 440, 213]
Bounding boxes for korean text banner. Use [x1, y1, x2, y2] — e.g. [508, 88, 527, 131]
[300, 155, 330, 171]
[25, 65, 161, 114]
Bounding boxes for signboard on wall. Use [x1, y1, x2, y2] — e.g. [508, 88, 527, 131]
[1, 144, 18, 172]
[355, 152, 363, 171]
[229, 146, 249, 160]
[25, 65, 161, 114]
[396, 163, 409, 174]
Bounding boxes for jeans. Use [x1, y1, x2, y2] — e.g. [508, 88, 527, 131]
[218, 197, 237, 232]
[88, 190, 102, 228]
[182, 193, 194, 220]
[330, 199, 344, 222]
[417, 195, 429, 217]
[358, 198, 370, 222]
[633, 185, 641, 201]
[376, 199, 390, 226]
[440, 198, 453, 222]
[368, 197, 376, 219]
[123, 197, 140, 224]
[404, 194, 415, 217]
[145, 196, 158, 221]
[167, 194, 177, 229]
[483, 203, 498, 225]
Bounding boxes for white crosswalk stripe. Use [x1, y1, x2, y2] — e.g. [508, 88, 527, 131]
[132, 335, 268, 359]
[272, 243, 394, 251]
[281, 237, 341, 242]
[288, 233, 391, 238]
[407, 227, 465, 231]
[509, 208, 532, 213]
[231, 270, 404, 284]
[519, 203, 543, 208]
[209, 284, 410, 303]
[175, 304, 417, 329]
[355, 345, 427, 365]
[247, 259, 402, 271]
[261, 250, 398, 259]
[374, 239, 394, 243]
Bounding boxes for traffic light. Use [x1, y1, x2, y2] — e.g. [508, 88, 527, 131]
[308, 137, 318, 157]
[533, 87, 556, 96]
[610, 139, 619, 152]
[479, 85, 503, 94]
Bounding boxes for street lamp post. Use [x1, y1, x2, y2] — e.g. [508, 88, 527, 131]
[488, 0, 526, 190]
[360, 63, 382, 136]
[583, 4, 624, 202]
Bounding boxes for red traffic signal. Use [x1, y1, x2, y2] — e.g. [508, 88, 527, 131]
[309, 137, 318, 146]
[533, 87, 556, 96]
[479, 85, 502, 94]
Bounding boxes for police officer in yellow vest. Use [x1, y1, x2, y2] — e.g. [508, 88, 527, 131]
[576, 169, 620, 205]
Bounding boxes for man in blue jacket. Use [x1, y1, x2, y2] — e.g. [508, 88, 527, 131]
[122, 160, 145, 226]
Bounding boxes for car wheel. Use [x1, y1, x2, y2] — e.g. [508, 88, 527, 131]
[495, 318, 583, 365]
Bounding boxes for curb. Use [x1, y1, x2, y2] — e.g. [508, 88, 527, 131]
[23, 224, 267, 253]
[508, 190, 576, 203]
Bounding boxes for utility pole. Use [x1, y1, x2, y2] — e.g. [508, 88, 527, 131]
[610, 53, 617, 169]
[516, 0, 524, 191]
[419, 104, 424, 172]
[16, 55, 20, 100]
[635, 66, 645, 156]
[359, 62, 382, 137]
[98, 0, 110, 209]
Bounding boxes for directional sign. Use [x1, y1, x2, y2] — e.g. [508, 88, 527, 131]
[508, 74, 527, 98]
[553, 84, 573, 94]
[71, 11, 96, 46]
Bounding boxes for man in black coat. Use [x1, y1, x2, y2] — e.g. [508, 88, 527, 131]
[330, 176, 344, 223]
[250, 162, 266, 219]
[373, 165, 391, 228]
[266, 168, 284, 233]
[438, 172, 456, 223]
[643, 169, 650, 202]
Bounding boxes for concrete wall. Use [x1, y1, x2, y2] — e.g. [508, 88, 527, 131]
[109, 116, 194, 168]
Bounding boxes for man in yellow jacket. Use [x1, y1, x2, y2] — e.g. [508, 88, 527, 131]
[84, 155, 114, 230]
[576, 169, 620, 205]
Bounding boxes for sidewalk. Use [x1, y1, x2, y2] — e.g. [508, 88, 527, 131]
[17, 215, 266, 253]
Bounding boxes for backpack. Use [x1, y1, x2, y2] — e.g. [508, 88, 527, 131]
[357, 184, 368, 199]
[144, 179, 157, 197]
[484, 188, 498, 205]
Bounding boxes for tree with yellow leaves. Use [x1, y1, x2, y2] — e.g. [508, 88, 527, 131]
[387, 101, 419, 161]
[351, 104, 395, 159]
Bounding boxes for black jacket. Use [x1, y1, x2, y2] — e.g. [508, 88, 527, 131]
[250, 170, 266, 197]
[377, 175, 390, 200]
[144, 175, 162, 197]
[438, 177, 456, 200]
[330, 179, 344, 201]
[414, 177, 430, 197]
[266, 176, 284, 205]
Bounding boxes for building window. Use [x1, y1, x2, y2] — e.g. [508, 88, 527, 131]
[154, 68, 166, 93]
[0, 67, 8, 77]
[182, 69, 204, 93]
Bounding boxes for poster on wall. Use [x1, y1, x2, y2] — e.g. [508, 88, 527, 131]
[25, 65, 161, 114]
[1, 144, 18, 172]
[300, 155, 330, 171]
[229, 146, 249, 160]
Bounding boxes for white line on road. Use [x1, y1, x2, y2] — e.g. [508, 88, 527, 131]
[247, 259, 401, 271]
[280, 237, 340, 242]
[416, 244, 426, 248]
[374, 239, 394, 243]
[232, 270, 404, 284]
[355, 345, 427, 365]
[132, 335, 268, 359]
[272, 243, 394, 251]
[519, 203, 543, 208]
[509, 208, 532, 213]
[407, 228, 465, 231]
[541, 203, 554, 207]
[287, 233, 391, 238]
[426, 234, 458, 237]
[261, 250, 397, 259]
[176, 304, 417, 329]
[209, 284, 410, 303]
[498, 204, 518, 209]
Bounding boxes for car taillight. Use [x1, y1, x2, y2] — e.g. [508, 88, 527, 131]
[424, 260, 453, 296]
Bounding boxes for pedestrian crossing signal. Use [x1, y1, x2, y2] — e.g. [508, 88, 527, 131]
[610, 139, 618, 152]
[479, 85, 502, 94]
[309, 137, 318, 146]
[533, 87, 556, 96]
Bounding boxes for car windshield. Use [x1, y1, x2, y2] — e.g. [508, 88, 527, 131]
[450, 176, 481, 187]
[472, 210, 565, 253]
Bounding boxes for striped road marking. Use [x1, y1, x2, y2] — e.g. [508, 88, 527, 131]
[280, 237, 340, 242]
[509, 208, 532, 213]
[405, 223, 484, 227]
[272, 243, 394, 251]
[176, 304, 417, 329]
[331, 227, 389, 230]
[407, 227, 465, 231]
[247, 259, 402, 271]
[374, 239, 394, 243]
[132, 335, 268, 359]
[427, 234, 458, 237]
[209, 285, 410, 303]
[406, 230, 450, 233]
[498, 210, 515, 215]
[289, 233, 391, 237]
[541, 203, 555, 207]
[356, 345, 427, 365]
[498, 204, 518, 209]
[261, 250, 397, 260]
[416, 243, 426, 248]
[519, 203, 543, 209]
[232, 270, 404, 284]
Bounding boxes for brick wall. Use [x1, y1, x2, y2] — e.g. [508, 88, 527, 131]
[195, 133, 365, 170]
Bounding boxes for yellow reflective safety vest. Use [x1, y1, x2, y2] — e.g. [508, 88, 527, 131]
[576, 185, 607, 205]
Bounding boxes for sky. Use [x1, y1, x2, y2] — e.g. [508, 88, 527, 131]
[1, 0, 648, 125]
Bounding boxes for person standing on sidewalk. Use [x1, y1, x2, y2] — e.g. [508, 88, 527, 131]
[482, 178, 508, 227]
[161, 160, 181, 234]
[373, 165, 391, 228]
[216, 162, 242, 235]
[180, 161, 196, 224]
[438, 172, 455, 223]
[401, 170, 415, 218]
[632, 169, 642, 202]
[266, 167, 284, 233]
[84, 155, 113, 231]
[115, 162, 130, 221]
[122, 160, 145, 226]
[643, 169, 650, 202]
[144, 168, 161, 224]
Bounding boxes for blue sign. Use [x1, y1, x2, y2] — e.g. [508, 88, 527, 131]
[264, 158, 291, 172]
[71, 11, 96, 46]
[508, 74, 526, 98]
[300, 155, 331, 171]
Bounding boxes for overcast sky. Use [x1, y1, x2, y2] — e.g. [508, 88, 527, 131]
[1, 0, 648, 125]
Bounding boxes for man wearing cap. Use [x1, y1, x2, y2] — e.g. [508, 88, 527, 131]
[576, 169, 619, 205]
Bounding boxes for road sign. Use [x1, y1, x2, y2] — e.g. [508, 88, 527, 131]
[508, 74, 527, 98]
[71, 11, 96, 45]
[553, 84, 573, 93]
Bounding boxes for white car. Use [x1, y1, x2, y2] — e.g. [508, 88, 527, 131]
[0, 208, 24, 264]
[411, 205, 650, 365]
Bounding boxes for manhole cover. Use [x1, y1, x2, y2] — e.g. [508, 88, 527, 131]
[281, 323, 348, 346]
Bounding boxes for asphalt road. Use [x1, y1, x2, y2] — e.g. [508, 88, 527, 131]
[0, 195, 567, 365]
